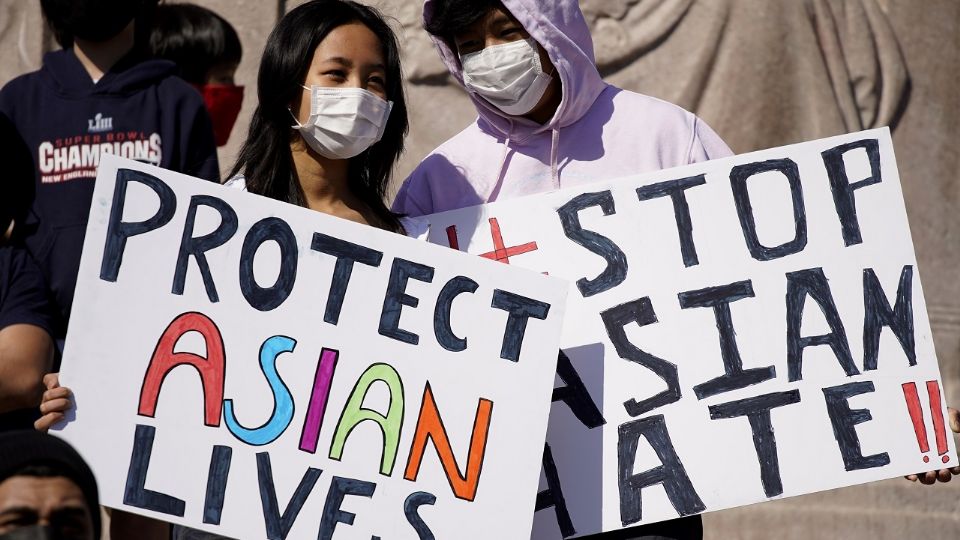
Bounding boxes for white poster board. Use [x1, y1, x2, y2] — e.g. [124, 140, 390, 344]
[56, 154, 568, 539]
[418, 129, 958, 538]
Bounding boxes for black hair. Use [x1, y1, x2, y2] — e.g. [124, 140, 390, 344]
[424, 0, 503, 40]
[41, 0, 159, 49]
[229, 0, 408, 233]
[149, 3, 242, 86]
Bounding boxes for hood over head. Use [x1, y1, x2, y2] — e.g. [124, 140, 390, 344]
[40, 48, 178, 99]
[423, 0, 605, 138]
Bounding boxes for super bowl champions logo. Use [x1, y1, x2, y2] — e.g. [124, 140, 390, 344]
[37, 113, 162, 184]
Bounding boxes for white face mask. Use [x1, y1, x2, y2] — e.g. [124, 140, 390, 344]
[460, 37, 553, 116]
[291, 85, 393, 159]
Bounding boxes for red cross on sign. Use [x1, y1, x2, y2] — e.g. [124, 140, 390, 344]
[444, 218, 539, 265]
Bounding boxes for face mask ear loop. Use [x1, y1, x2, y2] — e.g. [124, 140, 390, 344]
[289, 84, 315, 128]
[288, 107, 303, 129]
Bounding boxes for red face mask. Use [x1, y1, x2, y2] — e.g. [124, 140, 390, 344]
[196, 84, 244, 146]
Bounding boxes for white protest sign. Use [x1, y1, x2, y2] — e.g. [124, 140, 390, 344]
[56, 154, 568, 539]
[417, 129, 958, 538]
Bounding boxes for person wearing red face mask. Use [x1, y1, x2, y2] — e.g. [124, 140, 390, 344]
[149, 3, 244, 147]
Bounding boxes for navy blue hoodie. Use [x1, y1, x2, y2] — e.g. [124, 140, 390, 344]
[0, 49, 219, 335]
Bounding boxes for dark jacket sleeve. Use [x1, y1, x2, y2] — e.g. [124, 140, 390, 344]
[0, 246, 55, 336]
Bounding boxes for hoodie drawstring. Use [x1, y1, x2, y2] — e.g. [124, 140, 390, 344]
[488, 127, 560, 201]
[550, 128, 560, 190]
[487, 117, 517, 202]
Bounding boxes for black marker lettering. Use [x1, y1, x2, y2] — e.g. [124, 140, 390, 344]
[123, 424, 185, 517]
[172, 195, 238, 302]
[434, 276, 479, 352]
[491, 289, 551, 362]
[821, 138, 882, 246]
[618, 415, 705, 526]
[239, 217, 298, 312]
[404, 491, 437, 540]
[379, 259, 435, 345]
[602, 299, 681, 416]
[678, 280, 776, 399]
[786, 268, 858, 382]
[311, 234, 383, 325]
[636, 175, 706, 267]
[730, 159, 808, 261]
[101, 169, 176, 282]
[557, 191, 627, 297]
[708, 391, 801, 497]
[256, 452, 322, 540]
[823, 381, 890, 471]
[863, 266, 916, 370]
[201, 445, 232, 525]
[319, 477, 376, 540]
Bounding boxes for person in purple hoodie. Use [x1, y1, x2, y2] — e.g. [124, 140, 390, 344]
[0, 0, 220, 340]
[392, 0, 731, 538]
[392, 0, 731, 218]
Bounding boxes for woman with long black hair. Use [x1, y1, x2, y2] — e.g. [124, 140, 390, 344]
[226, 0, 410, 234]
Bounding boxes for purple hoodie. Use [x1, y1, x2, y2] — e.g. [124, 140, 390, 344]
[393, 0, 732, 217]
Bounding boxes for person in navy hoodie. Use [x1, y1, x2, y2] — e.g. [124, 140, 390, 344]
[0, 0, 220, 339]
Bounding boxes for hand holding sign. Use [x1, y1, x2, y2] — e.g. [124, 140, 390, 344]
[35, 373, 70, 432]
[905, 407, 960, 484]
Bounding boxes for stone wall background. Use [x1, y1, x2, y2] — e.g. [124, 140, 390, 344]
[1, 0, 957, 537]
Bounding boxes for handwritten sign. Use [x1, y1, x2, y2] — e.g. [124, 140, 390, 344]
[56, 154, 568, 539]
[418, 129, 958, 538]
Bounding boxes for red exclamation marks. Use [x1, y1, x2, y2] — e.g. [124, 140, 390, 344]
[926, 381, 949, 463]
[902, 382, 929, 460]
[901, 381, 950, 464]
